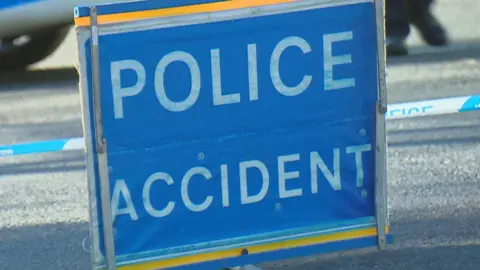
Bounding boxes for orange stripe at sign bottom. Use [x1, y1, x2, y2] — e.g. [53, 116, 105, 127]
[74, 0, 297, 27]
[111, 226, 389, 270]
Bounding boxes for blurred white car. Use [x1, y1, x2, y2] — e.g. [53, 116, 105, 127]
[0, 0, 140, 70]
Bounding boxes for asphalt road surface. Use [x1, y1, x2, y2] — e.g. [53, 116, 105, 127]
[1, 1, 480, 269]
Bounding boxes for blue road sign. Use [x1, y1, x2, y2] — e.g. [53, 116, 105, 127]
[75, 0, 391, 269]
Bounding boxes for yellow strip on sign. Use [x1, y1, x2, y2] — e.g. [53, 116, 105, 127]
[74, 0, 296, 27]
[112, 226, 389, 270]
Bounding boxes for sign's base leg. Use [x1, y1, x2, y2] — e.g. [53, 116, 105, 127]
[225, 265, 265, 270]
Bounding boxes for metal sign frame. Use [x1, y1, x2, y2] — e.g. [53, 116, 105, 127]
[373, 0, 389, 250]
[75, 0, 390, 269]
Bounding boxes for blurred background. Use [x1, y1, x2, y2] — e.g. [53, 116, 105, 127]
[1, 0, 480, 270]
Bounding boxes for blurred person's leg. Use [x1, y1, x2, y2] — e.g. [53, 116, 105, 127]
[406, 0, 448, 46]
[386, 0, 410, 56]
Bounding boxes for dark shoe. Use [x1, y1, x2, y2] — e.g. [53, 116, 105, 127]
[408, 10, 448, 46]
[386, 36, 408, 56]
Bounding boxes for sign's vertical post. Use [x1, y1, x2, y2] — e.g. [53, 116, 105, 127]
[89, 6, 117, 270]
[373, 0, 389, 250]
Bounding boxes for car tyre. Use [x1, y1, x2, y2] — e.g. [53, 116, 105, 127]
[0, 25, 70, 71]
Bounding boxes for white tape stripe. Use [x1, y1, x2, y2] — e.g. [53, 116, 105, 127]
[386, 95, 479, 119]
[1, 95, 479, 157]
[62, 137, 85, 150]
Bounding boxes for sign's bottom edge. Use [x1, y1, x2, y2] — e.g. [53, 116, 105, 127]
[95, 226, 392, 270]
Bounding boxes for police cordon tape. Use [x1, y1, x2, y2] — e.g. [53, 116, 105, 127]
[1, 94, 480, 158]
